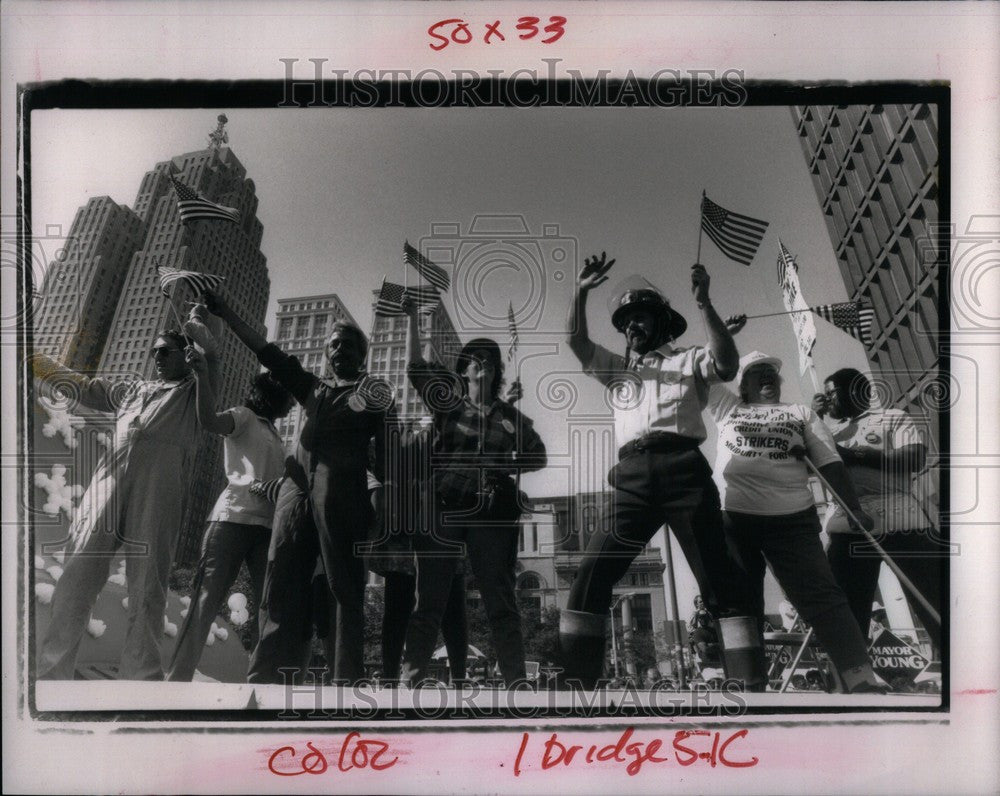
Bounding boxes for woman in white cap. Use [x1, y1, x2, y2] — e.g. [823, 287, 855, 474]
[706, 342, 885, 693]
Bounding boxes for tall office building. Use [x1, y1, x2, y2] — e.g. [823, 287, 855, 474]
[790, 103, 941, 449]
[33, 197, 145, 370]
[271, 294, 361, 450]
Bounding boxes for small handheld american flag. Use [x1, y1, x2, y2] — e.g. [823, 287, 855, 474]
[169, 175, 241, 224]
[507, 301, 519, 362]
[811, 301, 876, 347]
[700, 194, 769, 266]
[157, 266, 226, 299]
[374, 279, 440, 317]
[403, 241, 450, 292]
[249, 477, 284, 504]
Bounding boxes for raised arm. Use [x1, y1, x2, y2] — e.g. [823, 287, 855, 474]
[29, 353, 121, 413]
[203, 288, 315, 405]
[691, 264, 739, 382]
[203, 289, 268, 355]
[184, 347, 235, 435]
[566, 252, 615, 366]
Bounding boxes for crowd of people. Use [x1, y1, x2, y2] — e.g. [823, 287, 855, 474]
[32, 253, 941, 693]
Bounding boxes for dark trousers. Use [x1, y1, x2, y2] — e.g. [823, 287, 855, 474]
[401, 505, 524, 685]
[248, 465, 371, 685]
[167, 521, 269, 682]
[724, 509, 872, 673]
[827, 529, 943, 649]
[568, 449, 749, 619]
[382, 571, 467, 681]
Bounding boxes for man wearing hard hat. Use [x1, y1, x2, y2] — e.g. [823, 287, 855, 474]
[561, 253, 758, 689]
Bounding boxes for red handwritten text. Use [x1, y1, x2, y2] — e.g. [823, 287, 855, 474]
[513, 728, 757, 776]
[268, 733, 398, 776]
[428, 17, 567, 50]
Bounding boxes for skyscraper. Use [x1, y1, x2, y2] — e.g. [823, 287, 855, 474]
[790, 103, 941, 449]
[33, 197, 145, 371]
[271, 293, 361, 451]
[34, 133, 271, 566]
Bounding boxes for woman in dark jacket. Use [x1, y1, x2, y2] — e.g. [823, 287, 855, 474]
[397, 299, 547, 686]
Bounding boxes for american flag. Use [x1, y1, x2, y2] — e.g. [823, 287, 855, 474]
[157, 265, 226, 298]
[170, 175, 241, 224]
[812, 301, 876, 347]
[700, 194, 769, 266]
[249, 477, 283, 504]
[403, 241, 450, 292]
[374, 280, 440, 317]
[507, 301, 519, 361]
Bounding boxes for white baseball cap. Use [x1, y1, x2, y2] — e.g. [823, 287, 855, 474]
[736, 351, 783, 386]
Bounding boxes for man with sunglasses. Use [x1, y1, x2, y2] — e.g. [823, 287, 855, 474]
[32, 326, 210, 680]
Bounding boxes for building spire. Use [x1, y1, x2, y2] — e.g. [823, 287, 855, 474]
[208, 114, 229, 150]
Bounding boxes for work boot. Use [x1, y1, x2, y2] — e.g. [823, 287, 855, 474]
[717, 616, 768, 691]
[558, 609, 607, 690]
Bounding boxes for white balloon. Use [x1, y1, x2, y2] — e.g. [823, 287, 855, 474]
[35, 583, 55, 604]
[86, 619, 107, 638]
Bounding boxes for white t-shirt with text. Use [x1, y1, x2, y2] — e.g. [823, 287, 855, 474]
[708, 385, 840, 515]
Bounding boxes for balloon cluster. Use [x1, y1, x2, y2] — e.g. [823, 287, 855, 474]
[34, 464, 83, 517]
[40, 405, 78, 449]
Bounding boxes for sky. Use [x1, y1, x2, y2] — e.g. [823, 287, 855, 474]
[30, 104, 873, 610]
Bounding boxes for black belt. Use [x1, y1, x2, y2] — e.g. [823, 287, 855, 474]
[618, 431, 700, 461]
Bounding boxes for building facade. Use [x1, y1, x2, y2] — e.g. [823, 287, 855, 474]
[517, 492, 669, 657]
[271, 294, 361, 451]
[33, 197, 145, 371]
[365, 296, 462, 426]
[791, 103, 941, 450]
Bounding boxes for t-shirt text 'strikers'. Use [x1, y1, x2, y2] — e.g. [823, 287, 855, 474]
[708, 386, 839, 515]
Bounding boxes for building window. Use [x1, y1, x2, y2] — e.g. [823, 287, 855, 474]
[277, 318, 293, 340]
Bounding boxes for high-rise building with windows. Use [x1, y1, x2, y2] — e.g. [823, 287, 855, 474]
[33, 197, 145, 370]
[790, 103, 941, 450]
[271, 293, 361, 450]
[366, 297, 462, 426]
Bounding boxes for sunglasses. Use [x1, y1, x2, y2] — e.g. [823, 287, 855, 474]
[150, 345, 182, 358]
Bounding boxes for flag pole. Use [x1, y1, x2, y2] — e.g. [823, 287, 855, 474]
[661, 531, 687, 688]
[164, 284, 190, 344]
[696, 190, 705, 264]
